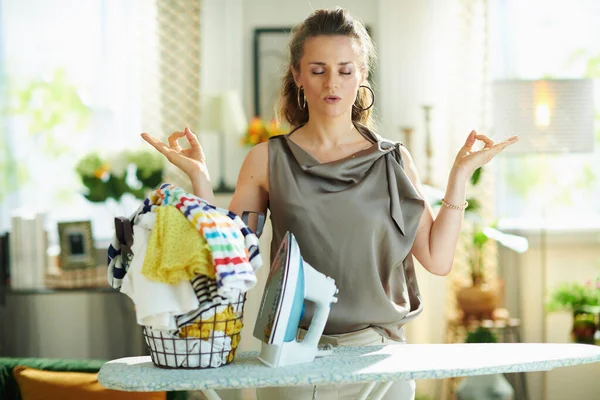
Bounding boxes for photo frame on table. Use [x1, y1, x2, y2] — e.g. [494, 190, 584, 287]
[57, 220, 96, 270]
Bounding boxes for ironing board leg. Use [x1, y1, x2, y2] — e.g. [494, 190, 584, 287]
[356, 382, 377, 399]
[201, 389, 223, 400]
[368, 381, 394, 400]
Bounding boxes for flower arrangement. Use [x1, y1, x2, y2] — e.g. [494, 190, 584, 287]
[240, 117, 286, 146]
[75, 149, 164, 203]
[547, 276, 600, 313]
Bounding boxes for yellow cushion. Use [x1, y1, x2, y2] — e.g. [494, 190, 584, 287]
[13, 365, 166, 400]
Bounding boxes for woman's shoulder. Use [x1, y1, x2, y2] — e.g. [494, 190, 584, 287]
[368, 130, 413, 166]
[247, 141, 269, 160]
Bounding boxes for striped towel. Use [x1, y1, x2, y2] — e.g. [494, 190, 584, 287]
[175, 274, 232, 329]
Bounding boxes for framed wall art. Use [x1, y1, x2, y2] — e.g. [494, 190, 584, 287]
[253, 27, 293, 121]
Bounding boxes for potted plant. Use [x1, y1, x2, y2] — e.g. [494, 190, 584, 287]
[547, 276, 600, 344]
[450, 168, 528, 320]
[75, 149, 165, 204]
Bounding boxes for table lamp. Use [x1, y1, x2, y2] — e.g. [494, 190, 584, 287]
[199, 91, 247, 193]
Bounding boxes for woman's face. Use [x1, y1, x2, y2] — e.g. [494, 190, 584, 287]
[294, 35, 365, 119]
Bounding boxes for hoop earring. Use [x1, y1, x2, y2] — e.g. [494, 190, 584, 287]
[297, 86, 306, 109]
[354, 85, 375, 111]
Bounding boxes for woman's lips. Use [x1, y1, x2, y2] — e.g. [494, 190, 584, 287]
[324, 96, 341, 104]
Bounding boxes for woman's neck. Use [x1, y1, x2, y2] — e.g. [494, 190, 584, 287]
[302, 114, 360, 147]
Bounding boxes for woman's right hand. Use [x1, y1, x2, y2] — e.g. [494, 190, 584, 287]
[141, 127, 211, 181]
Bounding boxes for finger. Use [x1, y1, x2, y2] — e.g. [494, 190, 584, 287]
[168, 131, 185, 151]
[506, 135, 520, 144]
[184, 127, 201, 149]
[475, 134, 495, 149]
[463, 130, 477, 149]
[141, 133, 171, 156]
[489, 139, 517, 156]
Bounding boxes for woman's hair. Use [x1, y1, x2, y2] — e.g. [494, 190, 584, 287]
[278, 8, 377, 128]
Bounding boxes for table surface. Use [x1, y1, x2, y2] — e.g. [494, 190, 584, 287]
[98, 343, 600, 392]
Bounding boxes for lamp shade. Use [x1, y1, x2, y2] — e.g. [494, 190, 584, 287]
[199, 91, 247, 136]
[492, 79, 595, 154]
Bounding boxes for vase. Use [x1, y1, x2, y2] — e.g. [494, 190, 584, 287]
[456, 282, 498, 320]
[572, 307, 600, 345]
[456, 374, 514, 400]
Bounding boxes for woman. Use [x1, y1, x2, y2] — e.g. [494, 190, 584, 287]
[142, 7, 518, 400]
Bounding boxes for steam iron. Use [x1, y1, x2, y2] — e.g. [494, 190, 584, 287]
[254, 231, 338, 368]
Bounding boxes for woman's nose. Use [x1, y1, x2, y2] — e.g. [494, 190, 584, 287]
[324, 74, 339, 89]
[324, 82, 339, 90]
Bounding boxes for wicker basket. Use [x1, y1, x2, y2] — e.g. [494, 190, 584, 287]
[143, 292, 246, 369]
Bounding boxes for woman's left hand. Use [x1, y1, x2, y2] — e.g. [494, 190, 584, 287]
[452, 130, 519, 178]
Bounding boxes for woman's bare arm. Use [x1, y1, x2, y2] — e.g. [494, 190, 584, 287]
[227, 142, 269, 217]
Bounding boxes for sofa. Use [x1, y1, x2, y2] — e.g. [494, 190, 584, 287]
[0, 357, 188, 400]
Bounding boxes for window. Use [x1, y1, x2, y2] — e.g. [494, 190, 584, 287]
[1, 0, 202, 243]
[491, 0, 600, 229]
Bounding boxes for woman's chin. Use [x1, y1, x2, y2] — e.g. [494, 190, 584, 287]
[313, 105, 351, 119]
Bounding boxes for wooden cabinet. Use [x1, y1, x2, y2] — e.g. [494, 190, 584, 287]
[0, 289, 147, 360]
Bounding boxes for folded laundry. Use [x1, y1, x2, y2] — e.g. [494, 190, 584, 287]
[150, 184, 261, 300]
[142, 205, 215, 284]
[120, 212, 199, 330]
[175, 274, 233, 329]
[178, 305, 243, 340]
[108, 184, 262, 300]
[145, 328, 232, 368]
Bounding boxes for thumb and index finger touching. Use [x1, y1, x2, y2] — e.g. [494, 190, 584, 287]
[463, 129, 519, 154]
[141, 127, 200, 153]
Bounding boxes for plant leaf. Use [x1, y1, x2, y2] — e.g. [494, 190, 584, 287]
[470, 167, 482, 186]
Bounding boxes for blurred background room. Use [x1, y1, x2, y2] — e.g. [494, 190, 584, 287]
[0, 1, 599, 399]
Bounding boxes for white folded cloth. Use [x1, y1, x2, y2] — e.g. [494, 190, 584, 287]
[120, 212, 199, 330]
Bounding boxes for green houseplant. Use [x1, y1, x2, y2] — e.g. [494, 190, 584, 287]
[451, 167, 528, 320]
[547, 276, 600, 344]
[75, 149, 165, 203]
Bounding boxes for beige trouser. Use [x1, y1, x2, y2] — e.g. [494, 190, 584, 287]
[256, 327, 416, 400]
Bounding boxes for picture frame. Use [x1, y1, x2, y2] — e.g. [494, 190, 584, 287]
[57, 220, 96, 270]
[253, 27, 293, 120]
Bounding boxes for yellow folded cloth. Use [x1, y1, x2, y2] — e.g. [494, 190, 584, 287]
[142, 205, 215, 284]
[178, 305, 243, 340]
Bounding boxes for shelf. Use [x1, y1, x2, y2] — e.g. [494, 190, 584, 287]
[5, 287, 117, 295]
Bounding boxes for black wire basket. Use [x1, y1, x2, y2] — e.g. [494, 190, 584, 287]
[143, 292, 247, 369]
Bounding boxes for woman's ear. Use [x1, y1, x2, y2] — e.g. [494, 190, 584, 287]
[359, 69, 368, 86]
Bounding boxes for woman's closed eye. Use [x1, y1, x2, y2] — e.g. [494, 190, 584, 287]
[311, 70, 353, 75]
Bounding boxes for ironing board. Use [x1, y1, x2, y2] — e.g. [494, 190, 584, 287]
[99, 343, 600, 400]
